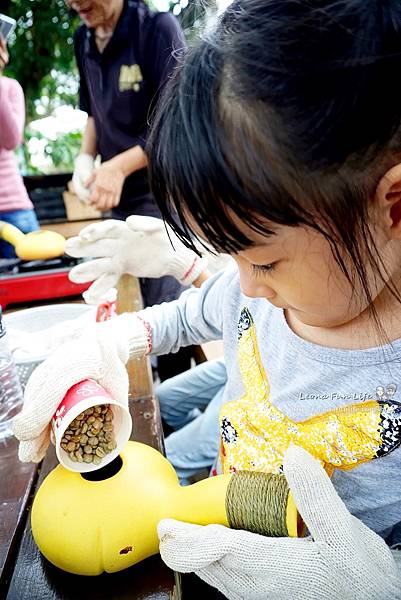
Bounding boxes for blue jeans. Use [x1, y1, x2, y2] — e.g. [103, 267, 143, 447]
[156, 359, 227, 485]
[0, 209, 40, 258]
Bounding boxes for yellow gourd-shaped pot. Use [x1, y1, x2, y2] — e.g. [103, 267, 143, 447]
[0, 221, 65, 260]
[32, 441, 299, 575]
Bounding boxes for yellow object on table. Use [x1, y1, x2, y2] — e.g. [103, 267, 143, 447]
[0, 221, 65, 260]
[31, 441, 299, 575]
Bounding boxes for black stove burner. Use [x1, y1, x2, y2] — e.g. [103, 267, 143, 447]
[0, 255, 81, 276]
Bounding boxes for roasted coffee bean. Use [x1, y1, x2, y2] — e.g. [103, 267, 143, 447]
[62, 403, 116, 468]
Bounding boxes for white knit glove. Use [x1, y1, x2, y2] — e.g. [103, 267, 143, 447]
[158, 445, 401, 600]
[72, 153, 95, 204]
[65, 216, 206, 304]
[12, 313, 150, 463]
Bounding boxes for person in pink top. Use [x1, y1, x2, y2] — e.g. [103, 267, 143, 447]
[0, 35, 39, 258]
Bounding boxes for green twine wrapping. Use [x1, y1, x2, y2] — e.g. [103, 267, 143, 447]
[226, 471, 290, 537]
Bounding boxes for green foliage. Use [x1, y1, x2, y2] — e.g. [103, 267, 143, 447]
[16, 129, 83, 175]
[44, 130, 82, 171]
[4, 0, 80, 121]
[3, 0, 215, 173]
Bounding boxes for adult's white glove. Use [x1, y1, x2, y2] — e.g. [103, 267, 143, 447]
[72, 153, 95, 204]
[12, 313, 150, 463]
[158, 445, 401, 600]
[65, 216, 206, 304]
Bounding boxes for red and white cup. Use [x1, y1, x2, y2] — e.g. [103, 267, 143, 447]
[52, 379, 132, 473]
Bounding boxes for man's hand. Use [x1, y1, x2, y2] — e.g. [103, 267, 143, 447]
[158, 445, 401, 600]
[0, 36, 9, 72]
[87, 160, 125, 211]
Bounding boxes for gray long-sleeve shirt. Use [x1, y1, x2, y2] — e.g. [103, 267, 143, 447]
[140, 265, 401, 538]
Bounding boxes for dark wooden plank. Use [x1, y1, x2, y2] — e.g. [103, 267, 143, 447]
[0, 436, 39, 597]
[130, 395, 165, 453]
[116, 274, 154, 399]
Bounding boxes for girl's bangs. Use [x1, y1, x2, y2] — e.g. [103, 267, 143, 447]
[148, 43, 307, 255]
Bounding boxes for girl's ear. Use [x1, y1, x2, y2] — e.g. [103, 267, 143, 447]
[375, 163, 401, 240]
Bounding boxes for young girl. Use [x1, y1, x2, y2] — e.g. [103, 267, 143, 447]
[14, 0, 401, 596]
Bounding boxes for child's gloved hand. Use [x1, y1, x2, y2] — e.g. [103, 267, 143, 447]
[158, 445, 401, 600]
[65, 216, 206, 305]
[12, 314, 150, 463]
[72, 153, 95, 204]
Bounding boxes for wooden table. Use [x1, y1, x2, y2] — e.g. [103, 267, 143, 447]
[0, 275, 223, 600]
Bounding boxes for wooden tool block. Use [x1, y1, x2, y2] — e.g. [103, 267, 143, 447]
[63, 183, 102, 221]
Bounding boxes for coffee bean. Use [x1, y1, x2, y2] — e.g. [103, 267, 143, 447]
[61, 403, 116, 468]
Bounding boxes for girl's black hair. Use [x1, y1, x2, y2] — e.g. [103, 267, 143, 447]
[148, 0, 401, 315]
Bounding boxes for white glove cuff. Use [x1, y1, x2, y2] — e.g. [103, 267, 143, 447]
[112, 313, 152, 359]
[170, 252, 207, 285]
[75, 152, 95, 171]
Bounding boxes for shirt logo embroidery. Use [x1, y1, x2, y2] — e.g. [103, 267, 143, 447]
[119, 64, 143, 92]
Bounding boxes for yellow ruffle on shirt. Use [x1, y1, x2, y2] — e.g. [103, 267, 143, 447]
[219, 307, 401, 475]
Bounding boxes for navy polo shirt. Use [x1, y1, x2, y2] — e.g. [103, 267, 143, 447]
[74, 0, 186, 212]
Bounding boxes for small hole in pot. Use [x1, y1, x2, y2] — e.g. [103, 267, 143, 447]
[81, 455, 123, 481]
